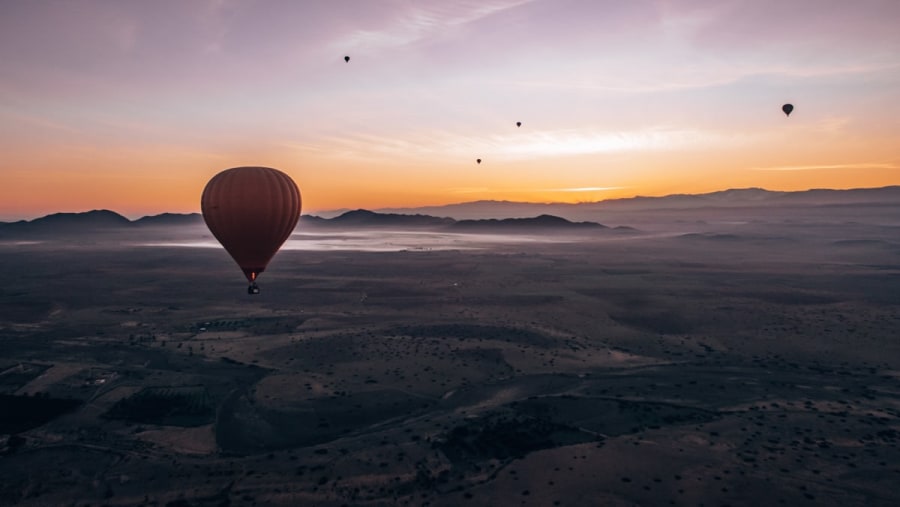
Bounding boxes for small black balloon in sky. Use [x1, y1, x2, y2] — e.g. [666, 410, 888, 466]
[344, 56, 350, 63]
[516, 121, 521, 127]
[476, 158, 481, 164]
[782, 103, 794, 117]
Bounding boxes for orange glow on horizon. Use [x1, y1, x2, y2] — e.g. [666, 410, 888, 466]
[2, 152, 898, 221]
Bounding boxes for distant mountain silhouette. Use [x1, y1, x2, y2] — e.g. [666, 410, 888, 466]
[299, 210, 603, 232]
[298, 215, 329, 227]
[0, 210, 131, 236]
[0, 208, 612, 236]
[451, 214, 607, 232]
[0, 210, 211, 237]
[324, 209, 454, 228]
[607, 186, 900, 209]
[374, 200, 561, 220]
[3, 186, 898, 237]
[370, 185, 900, 219]
[32, 209, 130, 228]
[134, 213, 204, 227]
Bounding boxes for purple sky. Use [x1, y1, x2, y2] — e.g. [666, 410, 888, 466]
[1, 0, 899, 218]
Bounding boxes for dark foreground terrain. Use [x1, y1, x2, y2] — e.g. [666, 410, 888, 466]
[1, 210, 899, 506]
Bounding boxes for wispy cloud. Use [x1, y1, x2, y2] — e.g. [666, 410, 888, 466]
[339, 0, 535, 52]
[446, 187, 491, 194]
[812, 116, 851, 134]
[494, 128, 736, 158]
[287, 127, 740, 162]
[500, 60, 900, 96]
[0, 109, 81, 133]
[750, 163, 899, 172]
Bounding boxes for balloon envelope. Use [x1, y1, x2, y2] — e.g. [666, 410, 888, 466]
[782, 103, 793, 116]
[516, 122, 521, 127]
[344, 56, 350, 62]
[201, 167, 301, 282]
[476, 158, 482, 164]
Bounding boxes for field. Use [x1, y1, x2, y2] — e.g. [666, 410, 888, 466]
[0, 210, 899, 506]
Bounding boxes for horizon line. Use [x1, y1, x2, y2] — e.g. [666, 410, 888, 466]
[2, 183, 899, 223]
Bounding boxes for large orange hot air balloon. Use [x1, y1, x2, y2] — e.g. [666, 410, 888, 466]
[201, 167, 301, 293]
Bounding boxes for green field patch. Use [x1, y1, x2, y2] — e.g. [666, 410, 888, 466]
[104, 385, 213, 427]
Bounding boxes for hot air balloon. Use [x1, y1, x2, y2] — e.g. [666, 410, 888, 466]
[344, 56, 350, 63]
[782, 103, 794, 117]
[516, 122, 521, 127]
[201, 167, 301, 294]
[476, 158, 482, 164]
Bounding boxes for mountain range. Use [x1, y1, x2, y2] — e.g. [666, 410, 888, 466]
[2, 185, 898, 237]
[367, 185, 900, 220]
[0, 209, 614, 237]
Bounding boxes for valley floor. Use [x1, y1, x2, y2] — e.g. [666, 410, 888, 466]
[1, 222, 899, 506]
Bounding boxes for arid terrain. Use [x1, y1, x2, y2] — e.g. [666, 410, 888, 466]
[1, 201, 900, 506]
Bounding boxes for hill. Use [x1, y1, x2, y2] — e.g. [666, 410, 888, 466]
[299, 210, 610, 233]
[451, 214, 608, 232]
[0, 210, 131, 236]
[3, 186, 898, 237]
[133, 213, 204, 227]
[323, 209, 454, 228]
[370, 185, 900, 219]
[0, 208, 611, 237]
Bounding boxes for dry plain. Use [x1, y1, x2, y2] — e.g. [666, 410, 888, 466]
[1, 209, 899, 506]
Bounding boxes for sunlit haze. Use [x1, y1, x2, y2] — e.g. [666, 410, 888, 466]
[2, 0, 899, 220]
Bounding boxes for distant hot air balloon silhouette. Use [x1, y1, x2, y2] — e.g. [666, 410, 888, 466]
[344, 56, 350, 63]
[782, 103, 794, 117]
[476, 158, 482, 164]
[516, 122, 521, 127]
[201, 167, 301, 294]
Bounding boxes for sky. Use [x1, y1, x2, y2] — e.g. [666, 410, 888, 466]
[1, 0, 899, 220]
